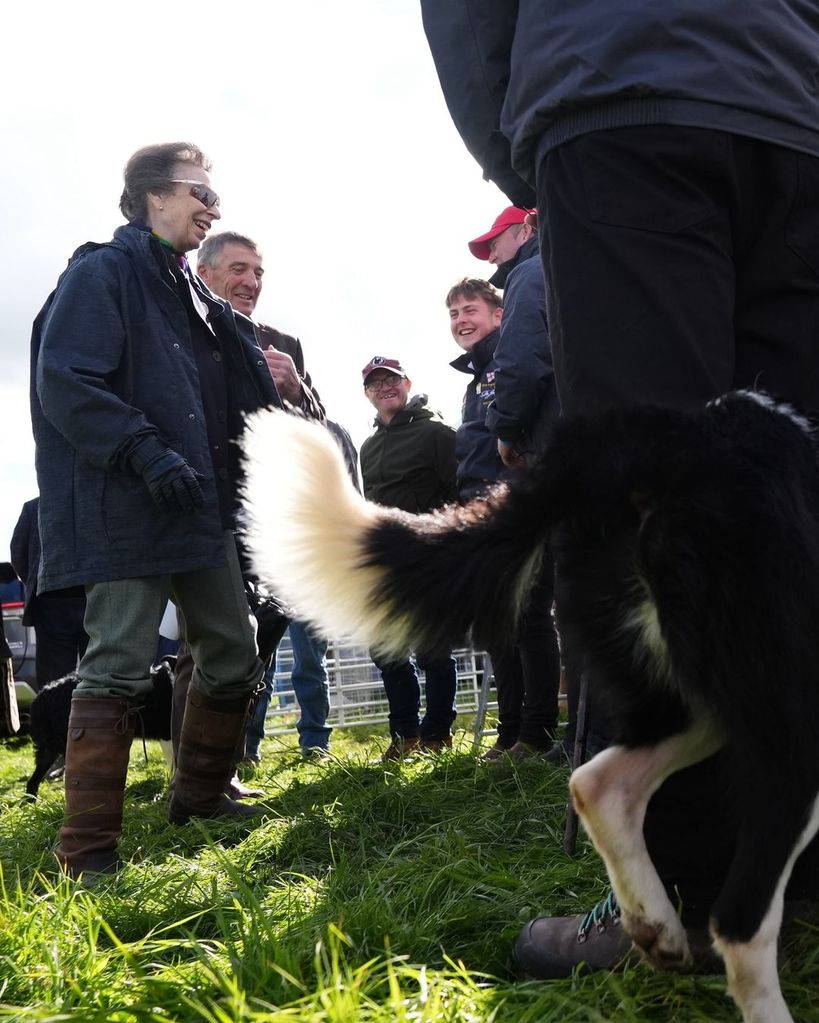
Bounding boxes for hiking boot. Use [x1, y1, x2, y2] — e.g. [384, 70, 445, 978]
[514, 891, 634, 979]
[419, 735, 453, 754]
[382, 735, 421, 762]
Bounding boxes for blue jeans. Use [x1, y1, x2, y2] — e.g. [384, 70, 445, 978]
[371, 648, 457, 741]
[245, 620, 331, 758]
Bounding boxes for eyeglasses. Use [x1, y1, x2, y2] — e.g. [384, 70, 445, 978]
[365, 373, 403, 391]
[171, 179, 220, 209]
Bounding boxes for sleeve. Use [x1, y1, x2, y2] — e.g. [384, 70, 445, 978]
[290, 338, 327, 422]
[431, 422, 460, 504]
[9, 504, 31, 582]
[485, 260, 554, 445]
[36, 262, 161, 470]
[420, 0, 536, 208]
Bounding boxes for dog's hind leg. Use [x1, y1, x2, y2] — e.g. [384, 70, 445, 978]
[569, 718, 723, 969]
[709, 785, 819, 1023]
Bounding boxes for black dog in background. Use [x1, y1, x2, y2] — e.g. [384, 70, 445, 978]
[26, 656, 174, 798]
[241, 392, 819, 1023]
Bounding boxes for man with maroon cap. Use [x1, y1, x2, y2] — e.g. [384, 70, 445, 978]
[468, 206, 537, 289]
[359, 356, 459, 760]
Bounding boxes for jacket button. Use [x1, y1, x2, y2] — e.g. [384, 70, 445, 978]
[188, 413, 195, 420]
[218, 468, 229, 480]
[217, 410, 226, 423]
[212, 350, 222, 362]
[173, 343, 180, 349]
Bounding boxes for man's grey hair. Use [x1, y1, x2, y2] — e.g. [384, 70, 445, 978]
[197, 231, 261, 269]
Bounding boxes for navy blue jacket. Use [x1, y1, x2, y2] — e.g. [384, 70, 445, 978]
[451, 330, 509, 499]
[422, 1, 819, 204]
[31, 224, 281, 591]
[485, 237, 560, 456]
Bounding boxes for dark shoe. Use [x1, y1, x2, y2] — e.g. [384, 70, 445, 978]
[56, 696, 136, 879]
[481, 740, 514, 761]
[514, 891, 633, 979]
[543, 737, 574, 767]
[302, 746, 331, 761]
[46, 754, 66, 781]
[419, 735, 453, 754]
[507, 740, 552, 761]
[169, 688, 265, 825]
[382, 735, 421, 762]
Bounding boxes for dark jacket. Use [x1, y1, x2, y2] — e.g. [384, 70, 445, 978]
[450, 331, 508, 499]
[31, 224, 282, 591]
[485, 237, 560, 457]
[254, 322, 325, 422]
[360, 396, 457, 513]
[421, 1, 819, 204]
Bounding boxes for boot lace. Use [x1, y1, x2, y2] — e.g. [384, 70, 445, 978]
[577, 891, 620, 944]
[117, 704, 149, 763]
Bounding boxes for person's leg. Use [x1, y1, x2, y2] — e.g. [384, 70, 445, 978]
[289, 620, 331, 753]
[244, 656, 276, 762]
[31, 595, 90, 690]
[371, 648, 421, 739]
[416, 647, 457, 746]
[484, 642, 523, 752]
[515, 558, 561, 751]
[521, 127, 819, 968]
[168, 532, 266, 824]
[58, 575, 169, 877]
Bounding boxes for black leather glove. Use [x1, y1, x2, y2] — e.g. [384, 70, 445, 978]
[128, 436, 205, 514]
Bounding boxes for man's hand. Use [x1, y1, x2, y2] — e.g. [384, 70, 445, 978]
[263, 347, 302, 404]
[498, 439, 528, 469]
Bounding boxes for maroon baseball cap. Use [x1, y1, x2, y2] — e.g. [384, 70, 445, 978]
[361, 356, 408, 385]
[468, 206, 536, 260]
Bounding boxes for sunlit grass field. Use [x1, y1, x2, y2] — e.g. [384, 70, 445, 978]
[0, 727, 816, 1022]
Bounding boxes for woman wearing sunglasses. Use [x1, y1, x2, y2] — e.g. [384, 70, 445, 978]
[31, 141, 283, 878]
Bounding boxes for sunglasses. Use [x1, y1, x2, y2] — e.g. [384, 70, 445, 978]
[171, 179, 220, 209]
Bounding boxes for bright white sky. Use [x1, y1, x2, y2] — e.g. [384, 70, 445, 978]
[0, 0, 508, 561]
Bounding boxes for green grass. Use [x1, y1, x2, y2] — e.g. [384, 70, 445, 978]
[0, 728, 816, 1022]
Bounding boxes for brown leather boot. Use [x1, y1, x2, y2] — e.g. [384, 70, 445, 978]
[56, 696, 135, 878]
[169, 687, 264, 825]
[171, 645, 193, 772]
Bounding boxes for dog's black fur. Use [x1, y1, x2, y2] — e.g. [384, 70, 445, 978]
[25, 656, 174, 798]
[242, 391, 819, 1022]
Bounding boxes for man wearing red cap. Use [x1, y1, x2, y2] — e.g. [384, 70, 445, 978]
[466, 209, 564, 764]
[468, 206, 537, 290]
[359, 356, 459, 760]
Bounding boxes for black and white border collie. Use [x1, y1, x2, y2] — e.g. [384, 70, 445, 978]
[241, 391, 819, 1023]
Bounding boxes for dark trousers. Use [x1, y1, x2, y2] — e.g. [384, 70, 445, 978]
[538, 125, 819, 919]
[489, 556, 561, 748]
[30, 595, 89, 690]
[371, 648, 457, 741]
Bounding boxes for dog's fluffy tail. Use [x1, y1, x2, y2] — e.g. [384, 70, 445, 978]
[241, 410, 548, 657]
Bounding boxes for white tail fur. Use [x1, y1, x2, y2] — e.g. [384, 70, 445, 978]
[241, 409, 413, 652]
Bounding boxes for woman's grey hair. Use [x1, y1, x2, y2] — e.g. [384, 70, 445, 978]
[119, 141, 211, 222]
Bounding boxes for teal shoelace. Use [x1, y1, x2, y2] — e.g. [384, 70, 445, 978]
[578, 890, 620, 941]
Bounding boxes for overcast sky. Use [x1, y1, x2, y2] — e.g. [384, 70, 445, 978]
[1, 0, 508, 561]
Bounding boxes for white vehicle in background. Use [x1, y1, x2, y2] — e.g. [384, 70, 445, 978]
[1, 563, 36, 731]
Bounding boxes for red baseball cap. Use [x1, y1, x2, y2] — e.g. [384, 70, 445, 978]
[467, 206, 536, 260]
[361, 356, 408, 385]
